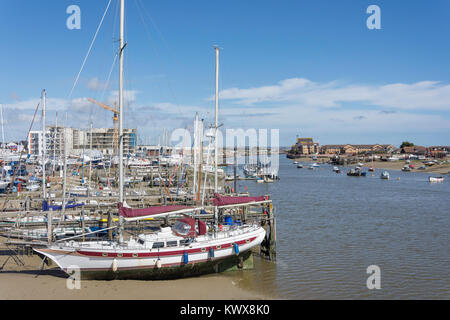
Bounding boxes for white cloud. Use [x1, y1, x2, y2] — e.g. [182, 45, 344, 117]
[218, 78, 450, 111]
[107, 90, 139, 107]
[86, 77, 109, 91]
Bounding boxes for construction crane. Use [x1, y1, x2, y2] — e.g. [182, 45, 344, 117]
[87, 98, 119, 152]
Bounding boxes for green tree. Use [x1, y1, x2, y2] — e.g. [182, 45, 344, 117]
[400, 141, 414, 148]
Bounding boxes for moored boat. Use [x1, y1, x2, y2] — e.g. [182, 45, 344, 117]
[34, 195, 268, 280]
[333, 166, 340, 173]
[347, 168, 367, 177]
[429, 176, 444, 183]
[380, 171, 390, 180]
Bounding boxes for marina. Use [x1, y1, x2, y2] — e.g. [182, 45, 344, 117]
[1, 0, 449, 304]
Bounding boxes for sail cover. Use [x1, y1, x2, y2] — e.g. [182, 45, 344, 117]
[42, 200, 84, 212]
[118, 202, 194, 218]
[213, 193, 267, 207]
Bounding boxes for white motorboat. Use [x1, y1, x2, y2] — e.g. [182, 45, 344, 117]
[25, 183, 40, 191]
[429, 176, 444, 183]
[380, 171, 390, 179]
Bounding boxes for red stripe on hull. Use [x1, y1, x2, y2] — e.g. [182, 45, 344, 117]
[76, 237, 257, 259]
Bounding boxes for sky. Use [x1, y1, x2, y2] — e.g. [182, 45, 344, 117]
[1, 0, 449, 147]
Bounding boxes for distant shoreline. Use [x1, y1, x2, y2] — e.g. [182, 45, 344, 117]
[289, 156, 450, 175]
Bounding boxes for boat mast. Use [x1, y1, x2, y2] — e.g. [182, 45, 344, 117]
[193, 113, 198, 199]
[42, 90, 47, 201]
[118, 0, 125, 204]
[118, 0, 125, 244]
[88, 121, 93, 196]
[42, 90, 51, 243]
[62, 113, 68, 215]
[214, 46, 220, 223]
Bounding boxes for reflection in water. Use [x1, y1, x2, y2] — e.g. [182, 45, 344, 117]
[223, 156, 450, 299]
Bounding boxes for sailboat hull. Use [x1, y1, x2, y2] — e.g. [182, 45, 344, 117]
[34, 227, 266, 280]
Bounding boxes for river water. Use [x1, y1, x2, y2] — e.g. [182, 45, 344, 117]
[223, 156, 449, 299]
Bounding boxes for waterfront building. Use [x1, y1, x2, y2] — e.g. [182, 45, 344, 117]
[289, 137, 319, 156]
[28, 127, 138, 157]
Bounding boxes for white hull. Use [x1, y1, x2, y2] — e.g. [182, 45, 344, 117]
[34, 225, 266, 279]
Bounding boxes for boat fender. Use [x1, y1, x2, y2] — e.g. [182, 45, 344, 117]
[209, 247, 215, 259]
[183, 252, 189, 265]
[112, 258, 118, 272]
[156, 258, 161, 269]
[233, 243, 239, 255]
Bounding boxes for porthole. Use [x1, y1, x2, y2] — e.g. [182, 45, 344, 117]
[102, 253, 108, 257]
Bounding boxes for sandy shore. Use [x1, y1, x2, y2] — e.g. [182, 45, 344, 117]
[292, 157, 450, 175]
[0, 245, 272, 300]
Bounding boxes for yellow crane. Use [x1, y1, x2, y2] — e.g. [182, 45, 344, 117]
[87, 98, 119, 151]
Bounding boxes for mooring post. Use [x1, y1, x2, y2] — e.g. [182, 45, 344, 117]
[268, 204, 276, 261]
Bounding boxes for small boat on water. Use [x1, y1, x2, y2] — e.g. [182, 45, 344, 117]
[293, 161, 298, 165]
[333, 166, 341, 173]
[429, 176, 444, 183]
[368, 166, 374, 172]
[297, 164, 303, 168]
[380, 171, 390, 180]
[401, 166, 411, 172]
[347, 168, 367, 177]
[311, 163, 320, 168]
[263, 176, 274, 183]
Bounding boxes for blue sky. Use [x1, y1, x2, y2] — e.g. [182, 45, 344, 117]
[1, 0, 449, 147]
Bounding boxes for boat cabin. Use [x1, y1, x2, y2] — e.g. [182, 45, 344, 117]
[135, 217, 208, 249]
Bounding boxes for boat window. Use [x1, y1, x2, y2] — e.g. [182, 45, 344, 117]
[166, 241, 178, 247]
[179, 239, 191, 246]
[138, 238, 145, 245]
[152, 242, 165, 249]
[172, 221, 191, 236]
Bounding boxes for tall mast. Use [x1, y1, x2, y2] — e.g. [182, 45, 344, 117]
[214, 46, 220, 224]
[214, 46, 219, 195]
[193, 113, 198, 199]
[88, 121, 93, 195]
[61, 113, 68, 216]
[42, 90, 47, 201]
[118, 0, 125, 244]
[42, 90, 51, 243]
[118, 0, 125, 204]
[53, 112, 57, 174]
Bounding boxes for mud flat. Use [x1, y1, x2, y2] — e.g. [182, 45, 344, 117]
[0, 242, 273, 300]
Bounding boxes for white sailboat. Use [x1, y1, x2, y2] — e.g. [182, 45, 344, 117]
[34, 2, 267, 280]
